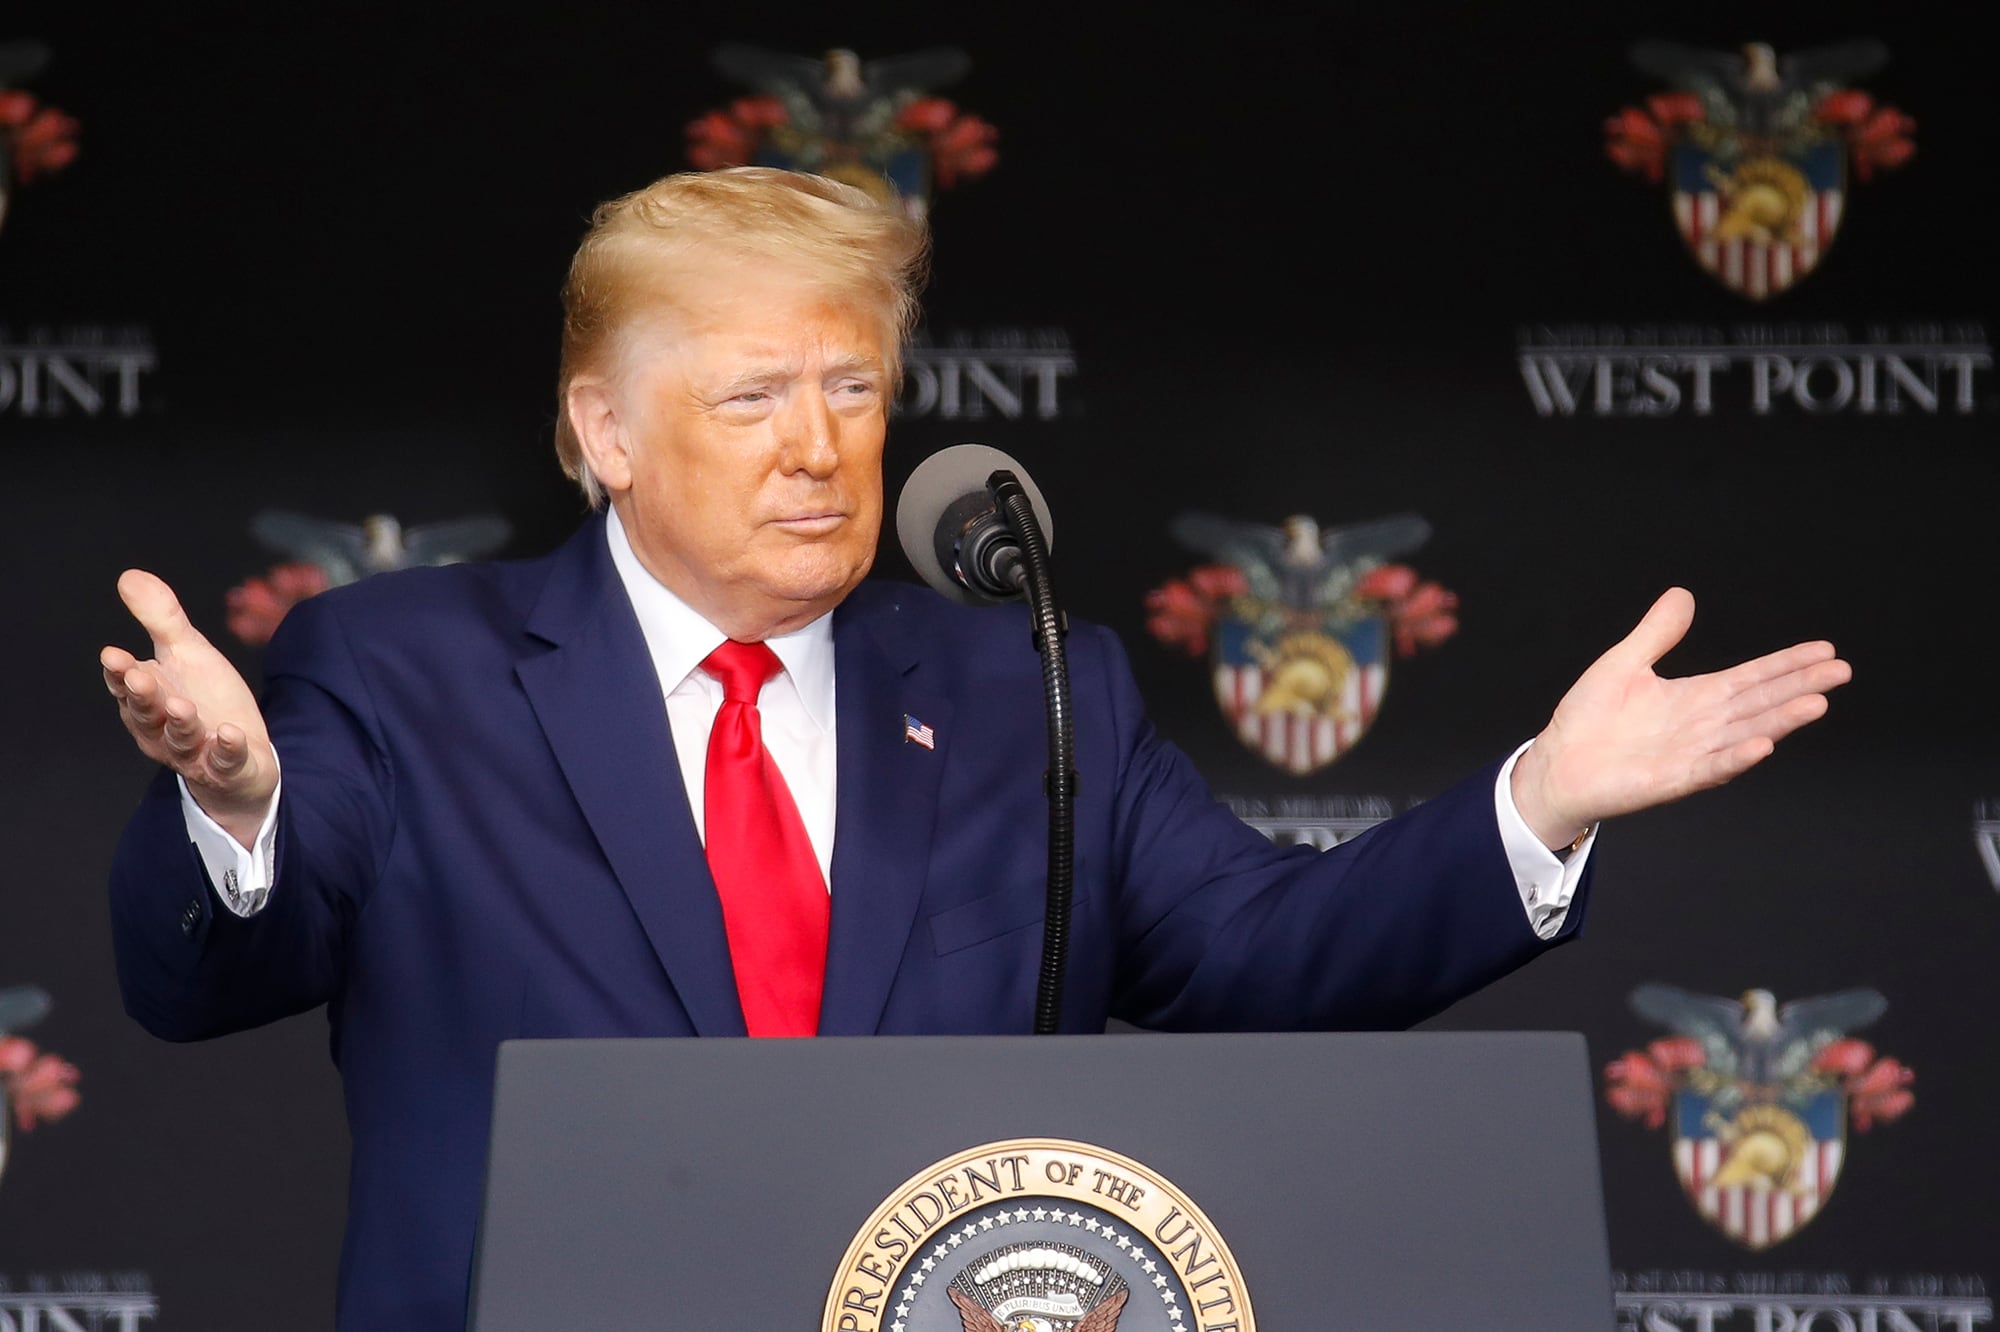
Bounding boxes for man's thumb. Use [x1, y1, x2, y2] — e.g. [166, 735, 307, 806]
[117, 569, 198, 652]
[1617, 587, 1696, 668]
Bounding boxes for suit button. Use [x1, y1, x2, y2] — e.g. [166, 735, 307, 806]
[181, 901, 202, 935]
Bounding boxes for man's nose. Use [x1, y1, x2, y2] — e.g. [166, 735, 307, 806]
[777, 389, 840, 478]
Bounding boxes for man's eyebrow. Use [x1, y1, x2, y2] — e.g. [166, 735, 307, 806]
[701, 353, 882, 397]
[708, 362, 799, 395]
[822, 352, 886, 377]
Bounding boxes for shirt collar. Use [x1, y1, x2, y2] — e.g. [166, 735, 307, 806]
[603, 505, 836, 732]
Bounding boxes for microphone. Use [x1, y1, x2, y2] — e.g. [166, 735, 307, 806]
[895, 444, 1057, 605]
[895, 443, 1077, 1035]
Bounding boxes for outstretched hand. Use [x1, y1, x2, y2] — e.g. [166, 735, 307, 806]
[100, 569, 276, 848]
[1510, 588, 1851, 850]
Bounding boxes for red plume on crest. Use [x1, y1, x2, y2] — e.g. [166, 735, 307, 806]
[1354, 565, 1459, 657]
[226, 562, 332, 646]
[1605, 1012, 1915, 1135]
[897, 98, 998, 188]
[1812, 1040, 1915, 1130]
[1143, 565, 1246, 658]
[0, 88, 80, 185]
[1605, 79, 1915, 187]
[1145, 561, 1457, 661]
[685, 96, 789, 171]
[683, 61, 998, 193]
[0, 1035, 80, 1132]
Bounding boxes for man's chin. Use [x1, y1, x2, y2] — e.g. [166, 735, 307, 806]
[762, 552, 874, 613]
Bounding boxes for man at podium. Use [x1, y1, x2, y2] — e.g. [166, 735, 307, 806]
[99, 168, 1850, 1329]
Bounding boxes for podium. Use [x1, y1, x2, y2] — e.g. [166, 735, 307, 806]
[468, 1031, 1613, 1329]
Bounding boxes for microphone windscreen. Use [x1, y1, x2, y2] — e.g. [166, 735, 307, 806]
[895, 444, 1056, 603]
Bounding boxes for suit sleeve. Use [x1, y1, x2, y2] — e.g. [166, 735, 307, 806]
[1089, 628, 1589, 1033]
[109, 592, 396, 1041]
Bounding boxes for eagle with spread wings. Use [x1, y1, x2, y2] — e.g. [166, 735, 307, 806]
[249, 510, 512, 588]
[712, 45, 970, 146]
[1169, 511, 1431, 614]
[1629, 39, 1889, 138]
[1630, 983, 1886, 1088]
[949, 1285, 1129, 1332]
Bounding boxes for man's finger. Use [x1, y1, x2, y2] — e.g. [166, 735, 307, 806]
[1614, 587, 1696, 670]
[1724, 657, 1852, 724]
[1722, 691, 1832, 751]
[121, 665, 165, 726]
[209, 724, 249, 777]
[101, 647, 137, 698]
[1693, 736, 1775, 791]
[116, 569, 198, 654]
[1711, 700, 1824, 763]
[1717, 640, 1840, 692]
[160, 695, 207, 758]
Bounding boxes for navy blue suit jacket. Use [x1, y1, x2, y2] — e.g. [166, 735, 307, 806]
[110, 513, 1585, 1330]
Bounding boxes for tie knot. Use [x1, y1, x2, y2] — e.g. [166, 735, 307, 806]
[701, 639, 783, 704]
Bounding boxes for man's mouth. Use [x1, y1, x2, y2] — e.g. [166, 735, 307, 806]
[770, 513, 846, 536]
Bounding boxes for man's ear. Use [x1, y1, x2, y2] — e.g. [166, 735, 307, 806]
[566, 377, 634, 498]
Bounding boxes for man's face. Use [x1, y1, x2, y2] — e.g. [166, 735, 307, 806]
[601, 261, 889, 639]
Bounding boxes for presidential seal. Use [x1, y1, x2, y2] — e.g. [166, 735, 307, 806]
[824, 1139, 1253, 1332]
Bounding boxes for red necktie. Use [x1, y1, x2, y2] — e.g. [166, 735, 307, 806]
[700, 640, 829, 1037]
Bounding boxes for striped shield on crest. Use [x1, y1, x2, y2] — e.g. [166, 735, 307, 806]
[1671, 141, 1846, 301]
[1211, 612, 1389, 777]
[1671, 1086, 1846, 1250]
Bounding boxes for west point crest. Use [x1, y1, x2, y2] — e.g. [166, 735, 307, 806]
[1603, 984, 1915, 1250]
[687, 45, 996, 221]
[1145, 513, 1457, 777]
[825, 1139, 1252, 1332]
[1604, 40, 1915, 300]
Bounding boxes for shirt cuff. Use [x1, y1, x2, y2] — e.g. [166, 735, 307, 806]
[177, 765, 281, 919]
[1493, 741, 1595, 940]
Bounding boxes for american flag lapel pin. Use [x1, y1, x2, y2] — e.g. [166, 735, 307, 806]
[902, 713, 936, 750]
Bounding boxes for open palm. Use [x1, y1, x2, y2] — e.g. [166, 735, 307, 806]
[100, 569, 277, 846]
[1511, 589, 1851, 848]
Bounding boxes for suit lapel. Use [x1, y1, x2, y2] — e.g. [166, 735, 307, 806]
[513, 517, 747, 1037]
[819, 588, 952, 1035]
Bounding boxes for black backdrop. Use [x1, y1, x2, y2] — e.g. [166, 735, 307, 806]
[2, 2, 1993, 1326]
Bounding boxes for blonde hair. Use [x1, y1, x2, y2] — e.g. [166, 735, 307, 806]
[554, 167, 931, 507]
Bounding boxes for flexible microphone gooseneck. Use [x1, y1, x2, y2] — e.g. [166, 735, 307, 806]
[896, 446, 1075, 1036]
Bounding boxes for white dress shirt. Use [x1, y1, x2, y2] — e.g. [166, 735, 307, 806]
[604, 505, 838, 887]
[179, 510, 1592, 939]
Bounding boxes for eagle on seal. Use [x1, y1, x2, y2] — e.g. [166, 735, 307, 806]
[949, 1284, 1129, 1332]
